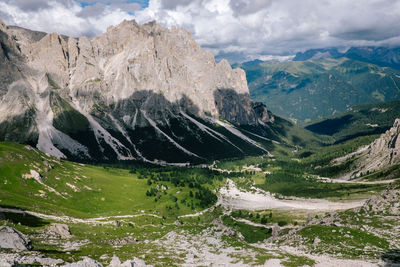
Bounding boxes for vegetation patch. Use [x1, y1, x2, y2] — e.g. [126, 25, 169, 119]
[222, 215, 272, 243]
[299, 225, 389, 258]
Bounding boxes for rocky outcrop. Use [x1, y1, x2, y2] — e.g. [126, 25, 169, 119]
[0, 252, 64, 266]
[48, 223, 72, 239]
[0, 226, 32, 251]
[349, 118, 400, 178]
[356, 187, 400, 215]
[108, 255, 151, 267]
[63, 257, 103, 267]
[0, 19, 275, 163]
[60, 255, 151, 267]
[367, 118, 400, 164]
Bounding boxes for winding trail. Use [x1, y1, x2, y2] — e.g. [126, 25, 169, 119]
[317, 176, 398, 185]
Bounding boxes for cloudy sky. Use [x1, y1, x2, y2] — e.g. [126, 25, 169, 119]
[1, 0, 400, 62]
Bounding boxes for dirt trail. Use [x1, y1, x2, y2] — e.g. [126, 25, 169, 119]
[219, 179, 365, 211]
[317, 176, 398, 185]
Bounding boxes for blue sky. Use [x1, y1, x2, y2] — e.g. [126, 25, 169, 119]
[79, 0, 149, 9]
[1, 0, 400, 63]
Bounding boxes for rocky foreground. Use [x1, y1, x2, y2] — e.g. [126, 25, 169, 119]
[1, 181, 399, 266]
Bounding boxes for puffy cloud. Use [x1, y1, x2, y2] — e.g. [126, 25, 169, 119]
[1, 0, 400, 62]
[3, 0, 52, 12]
[0, 0, 143, 37]
[135, 0, 400, 62]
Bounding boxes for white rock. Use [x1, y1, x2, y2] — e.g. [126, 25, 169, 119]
[0, 226, 31, 251]
[63, 257, 103, 267]
[48, 223, 72, 238]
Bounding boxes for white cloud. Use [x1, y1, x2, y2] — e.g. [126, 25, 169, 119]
[0, 0, 136, 37]
[135, 0, 400, 62]
[1, 0, 400, 62]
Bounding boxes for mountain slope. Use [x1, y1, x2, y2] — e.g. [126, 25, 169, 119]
[236, 58, 400, 123]
[294, 46, 400, 70]
[328, 118, 400, 180]
[0, 19, 303, 164]
[305, 100, 400, 143]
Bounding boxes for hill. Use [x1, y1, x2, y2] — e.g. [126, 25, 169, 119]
[293, 46, 400, 70]
[305, 100, 400, 144]
[236, 58, 400, 124]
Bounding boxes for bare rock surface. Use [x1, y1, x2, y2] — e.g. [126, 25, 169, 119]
[0, 19, 274, 163]
[358, 118, 400, 175]
[108, 255, 151, 267]
[48, 223, 72, 239]
[334, 118, 400, 179]
[358, 188, 400, 215]
[63, 257, 103, 267]
[0, 252, 64, 266]
[0, 226, 32, 251]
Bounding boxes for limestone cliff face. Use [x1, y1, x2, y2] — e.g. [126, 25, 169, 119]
[339, 119, 400, 178]
[0, 19, 274, 163]
[365, 118, 400, 167]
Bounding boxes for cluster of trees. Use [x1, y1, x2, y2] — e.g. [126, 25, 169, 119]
[231, 210, 292, 226]
[138, 167, 222, 209]
[232, 210, 273, 225]
[193, 186, 217, 208]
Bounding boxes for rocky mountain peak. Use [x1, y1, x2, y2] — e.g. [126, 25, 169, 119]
[0, 19, 6, 32]
[0, 19, 274, 163]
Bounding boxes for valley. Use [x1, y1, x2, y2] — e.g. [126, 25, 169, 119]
[0, 118, 399, 266]
[0, 11, 399, 267]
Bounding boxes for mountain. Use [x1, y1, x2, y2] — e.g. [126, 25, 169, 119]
[294, 46, 400, 70]
[292, 48, 343, 61]
[359, 118, 400, 174]
[0, 19, 302, 164]
[331, 118, 400, 179]
[236, 58, 400, 124]
[305, 100, 400, 143]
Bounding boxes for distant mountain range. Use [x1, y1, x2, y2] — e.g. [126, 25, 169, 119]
[236, 54, 400, 124]
[293, 46, 400, 70]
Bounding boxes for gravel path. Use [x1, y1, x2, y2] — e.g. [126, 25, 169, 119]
[219, 179, 365, 211]
[317, 176, 398, 185]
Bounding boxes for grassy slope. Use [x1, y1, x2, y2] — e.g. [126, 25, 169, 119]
[0, 142, 322, 266]
[305, 100, 400, 143]
[0, 142, 222, 219]
[215, 134, 392, 199]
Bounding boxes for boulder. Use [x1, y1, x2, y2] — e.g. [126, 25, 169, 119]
[48, 223, 72, 239]
[30, 170, 41, 181]
[108, 255, 151, 267]
[63, 257, 103, 267]
[271, 225, 280, 237]
[0, 252, 64, 266]
[0, 258, 14, 267]
[0, 226, 32, 251]
[313, 237, 321, 247]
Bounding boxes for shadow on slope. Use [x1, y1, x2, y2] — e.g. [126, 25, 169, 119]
[0, 205, 49, 227]
[51, 89, 280, 164]
[381, 249, 400, 266]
